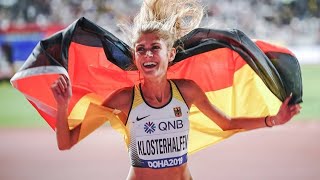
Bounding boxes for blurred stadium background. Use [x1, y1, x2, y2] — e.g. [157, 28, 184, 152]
[0, 0, 320, 180]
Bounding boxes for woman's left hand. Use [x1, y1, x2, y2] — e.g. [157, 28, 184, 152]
[274, 94, 302, 125]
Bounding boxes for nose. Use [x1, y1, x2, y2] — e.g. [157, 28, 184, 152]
[145, 50, 153, 57]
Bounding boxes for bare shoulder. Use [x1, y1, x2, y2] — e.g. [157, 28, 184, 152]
[171, 79, 202, 107]
[172, 79, 199, 93]
[102, 86, 133, 115]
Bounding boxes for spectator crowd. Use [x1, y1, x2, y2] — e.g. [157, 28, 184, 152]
[0, 0, 319, 46]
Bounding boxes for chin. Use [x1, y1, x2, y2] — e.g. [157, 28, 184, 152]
[142, 71, 164, 79]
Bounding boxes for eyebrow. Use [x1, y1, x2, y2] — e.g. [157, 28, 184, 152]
[135, 42, 161, 47]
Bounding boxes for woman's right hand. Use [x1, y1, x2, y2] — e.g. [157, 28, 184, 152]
[51, 75, 72, 107]
[51, 75, 79, 150]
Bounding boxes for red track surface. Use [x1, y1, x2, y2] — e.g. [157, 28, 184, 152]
[1, 121, 319, 180]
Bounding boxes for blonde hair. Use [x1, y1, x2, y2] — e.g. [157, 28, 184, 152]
[121, 0, 204, 48]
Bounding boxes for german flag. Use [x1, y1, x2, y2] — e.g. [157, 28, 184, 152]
[10, 17, 302, 154]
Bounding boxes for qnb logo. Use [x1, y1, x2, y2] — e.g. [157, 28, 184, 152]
[144, 122, 156, 134]
[159, 120, 183, 131]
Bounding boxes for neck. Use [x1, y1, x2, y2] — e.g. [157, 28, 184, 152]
[141, 77, 169, 103]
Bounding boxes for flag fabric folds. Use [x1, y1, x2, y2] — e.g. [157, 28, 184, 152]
[11, 17, 302, 154]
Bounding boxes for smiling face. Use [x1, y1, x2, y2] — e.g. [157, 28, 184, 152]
[134, 32, 176, 79]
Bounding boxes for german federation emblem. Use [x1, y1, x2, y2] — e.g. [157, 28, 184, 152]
[173, 107, 182, 117]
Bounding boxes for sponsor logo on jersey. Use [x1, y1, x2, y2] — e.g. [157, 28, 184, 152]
[158, 119, 183, 131]
[144, 121, 156, 134]
[136, 115, 150, 121]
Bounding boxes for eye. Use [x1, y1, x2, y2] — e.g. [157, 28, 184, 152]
[136, 47, 145, 54]
[152, 45, 161, 51]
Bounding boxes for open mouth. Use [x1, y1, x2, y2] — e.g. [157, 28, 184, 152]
[143, 62, 157, 68]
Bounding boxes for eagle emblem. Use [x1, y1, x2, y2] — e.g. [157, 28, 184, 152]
[173, 107, 182, 117]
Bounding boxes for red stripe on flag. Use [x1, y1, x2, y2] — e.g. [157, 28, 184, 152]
[168, 48, 247, 92]
[255, 40, 295, 55]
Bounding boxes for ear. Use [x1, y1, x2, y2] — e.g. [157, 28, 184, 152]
[168, 48, 176, 62]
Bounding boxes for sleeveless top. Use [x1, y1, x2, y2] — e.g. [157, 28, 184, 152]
[126, 80, 190, 169]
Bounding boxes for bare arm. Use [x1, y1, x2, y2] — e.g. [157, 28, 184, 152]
[101, 87, 133, 124]
[226, 96, 301, 130]
[51, 75, 80, 150]
[176, 79, 301, 131]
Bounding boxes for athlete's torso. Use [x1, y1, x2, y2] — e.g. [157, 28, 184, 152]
[126, 80, 190, 169]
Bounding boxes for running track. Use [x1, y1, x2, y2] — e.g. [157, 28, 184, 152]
[1, 121, 319, 180]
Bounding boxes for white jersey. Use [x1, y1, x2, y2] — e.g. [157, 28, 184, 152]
[126, 80, 189, 169]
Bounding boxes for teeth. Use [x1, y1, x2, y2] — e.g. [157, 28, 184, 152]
[143, 62, 157, 66]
